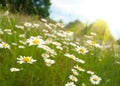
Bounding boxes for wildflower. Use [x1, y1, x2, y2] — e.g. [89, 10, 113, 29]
[82, 83, 87, 86]
[74, 58, 85, 64]
[17, 56, 36, 64]
[27, 36, 45, 47]
[18, 45, 25, 49]
[44, 59, 55, 67]
[65, 31, 74, 37]
[87, 40, 100, 48]
[3, 11, 9, 16]
[0, 42, 10, 49]
[65, 82, 76, 86]
[19, 34, 25, 38]
[33, 23, 40, 28]
[64, 53, 76, 60]
[76, 46, 88, 54]
[12, 43, 17, 46]
[71, 68, 79, 76]
[90, 32, 96, 36]
[41, 18, 47, 23]
[90, 75, 102, 85]
[10, 68, 20, 72]
[87, 70, 94, 75]
[45, 23, 52, 29]
[74, 65, 85, 72]
[69, 75, 78, 82]
[15, 25, 24, 30]
[24, 22, 32, 27]
[42, 53, 50, 59]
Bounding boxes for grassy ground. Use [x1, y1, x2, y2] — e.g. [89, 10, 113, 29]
[0, 11, 120, 86]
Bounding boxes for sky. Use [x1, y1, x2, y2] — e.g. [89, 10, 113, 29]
[50, 0, 120, 39]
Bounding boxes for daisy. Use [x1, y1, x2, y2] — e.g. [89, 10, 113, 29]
[65, 82, 76, 86]
[44, 59, 55, 67]
[17, 56, 36, 64]
[76, 46, 88, 54]
[10, 67, 20, 72]
[87, 40, 101, 48]
[69, 75, 78, 82]
[71, 68, 79, 76]
[90, 75, 102, 85]
[24, 22, 32, 27]
[26, 36, 45, 47]
[87, 70, 94, 75]
[0, 42, 10, 49]
[74, 65, 85, 72]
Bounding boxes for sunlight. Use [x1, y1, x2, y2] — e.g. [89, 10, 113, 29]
[50, 0, 120, 39]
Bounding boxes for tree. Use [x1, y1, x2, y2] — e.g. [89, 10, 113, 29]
[0, 0, 51, 18]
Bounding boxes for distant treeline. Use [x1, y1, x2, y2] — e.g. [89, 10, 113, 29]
[0, 0, 51, 18]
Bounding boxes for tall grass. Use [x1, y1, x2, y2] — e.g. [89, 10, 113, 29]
[0, 11, 120, 86]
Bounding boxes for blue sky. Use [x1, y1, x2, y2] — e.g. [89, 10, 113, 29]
[50, 0, 120, 39]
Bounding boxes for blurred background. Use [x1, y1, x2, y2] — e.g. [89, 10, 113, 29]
[0, 0, 120, 44]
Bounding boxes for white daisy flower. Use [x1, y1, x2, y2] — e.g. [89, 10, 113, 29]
[17, 56, 36, 64]
[65, 82, 76, 86]
[0, 42, 10, 49]
[10, 68, 20, 72]
[90, 75, 102, 85]
[44, 59, 55, 67]
[26, 36, 45, 47]
[42, 53, 50, 59]
[76, 46, 88, 54]
[69, 75, 78, 82]
[71, 68, 79, 76]
[15, 25, 24, 30]
[74, 65, 85, 72]
[24, 22, 32, 27]
[87, 70, 95, 75]
[87, 40, 101, 48]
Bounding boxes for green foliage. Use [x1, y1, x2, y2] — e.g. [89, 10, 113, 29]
[0, 12, 120, 86]
[65, 19, 115, 44]
[0, 0, 51, 18]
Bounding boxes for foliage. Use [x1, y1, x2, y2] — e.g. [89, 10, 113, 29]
[65, 19, 115, 44]
[0, 12, 120, 86]
[0, 0, 51, 18]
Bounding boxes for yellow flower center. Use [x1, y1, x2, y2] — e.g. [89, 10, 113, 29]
[23, 57, 31, 62]
[33, 39, 40, 45]
[2, 43, 7, 47]
[91, 41, 96, 45]
[93, 77, 98, 82]
[80, 48, 85, 53]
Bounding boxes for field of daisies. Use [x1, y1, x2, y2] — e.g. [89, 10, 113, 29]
[0, 11, 120, 86]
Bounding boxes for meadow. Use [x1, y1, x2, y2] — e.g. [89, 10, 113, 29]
[0, 11, 120, 86]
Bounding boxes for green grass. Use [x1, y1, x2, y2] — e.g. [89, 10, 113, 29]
[0, 11, 120, 86]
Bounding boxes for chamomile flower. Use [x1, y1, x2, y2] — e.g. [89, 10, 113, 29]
[15, 25, 24, 30]
[17, 56, 36, 64]
[44, 59, 55, 67]
[71, 68, 79, 76]
[65, 82, 76, 86]
[24, 22, 32, 27]
[74, 65, 85, 72]
[0, 42, 10, 49]
[26, 36, 45, 46]
[90, 75, 102, 85]
[69, 75, 78, 82]
[10, 68, 20, 72]
[87, 70, 94, 75]
[76, 46, 88, 54]
[87, 40, 101, 48]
